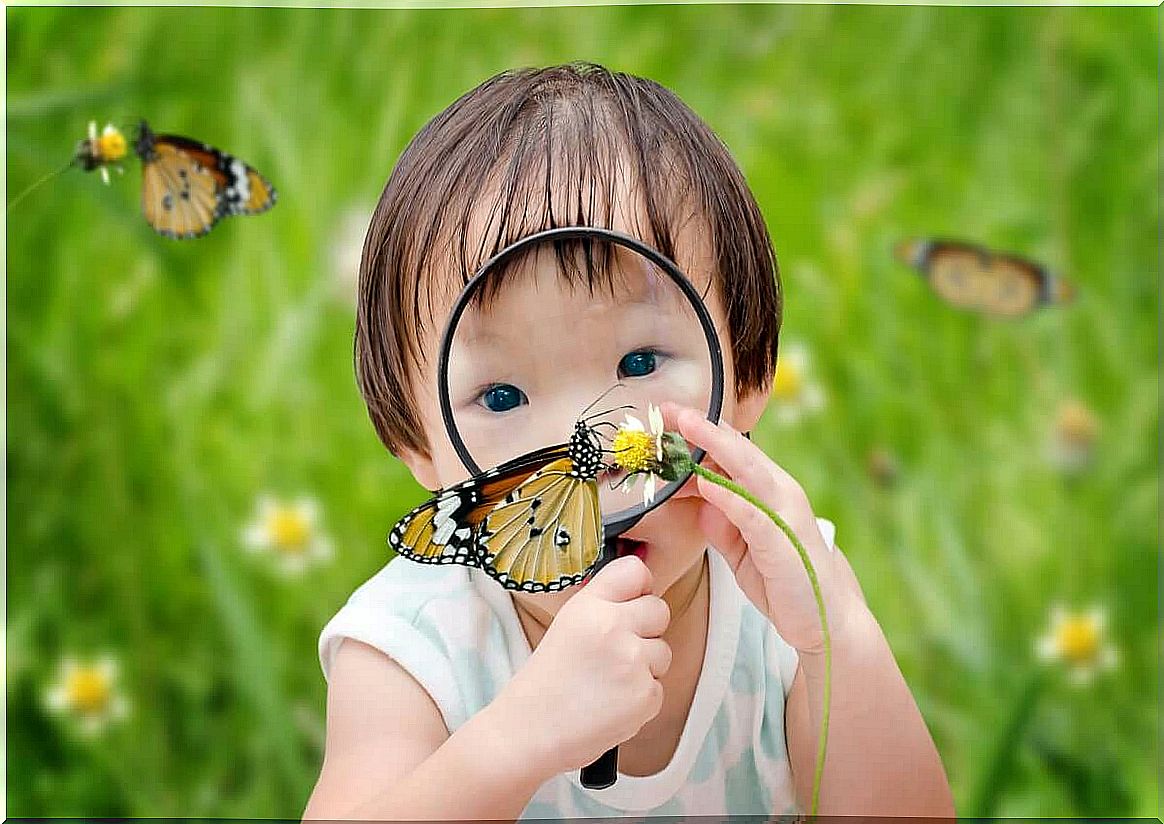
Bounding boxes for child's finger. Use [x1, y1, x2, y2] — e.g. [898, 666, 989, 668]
[587, 554, 653, 603]
[693, 498, 748, 572]
[667, 405, 806, 507]
[669, 451, 728, 500]
[621, 594, 671, 639]
[696, 472, 793, 581]
[673, 408, 774, 494]
[643, 638, 673, 679]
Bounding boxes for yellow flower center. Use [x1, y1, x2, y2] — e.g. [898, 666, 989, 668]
[66, 667, 112, 714]
[1055, 615, 1100, 665]
[773, 357, 803, 400]
[97, 128, 127, 162]
[612, 429, 655, 473]
[266, 507, 311, 554]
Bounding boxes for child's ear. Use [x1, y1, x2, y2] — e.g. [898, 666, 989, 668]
[732, 384, 772, 433]
[396, 447, 441, 492]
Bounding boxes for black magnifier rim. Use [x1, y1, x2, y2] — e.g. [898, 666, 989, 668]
[436, 225, 725, 540]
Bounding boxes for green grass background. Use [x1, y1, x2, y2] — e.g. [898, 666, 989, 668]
[6, 4, 1158, 818]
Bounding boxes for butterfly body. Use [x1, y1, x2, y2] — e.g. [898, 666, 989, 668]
[388, 419, 605, 593]
[896, 238, 1075, 317]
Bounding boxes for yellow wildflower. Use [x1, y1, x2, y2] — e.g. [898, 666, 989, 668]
[242, 494, 334, 576]
[44, 654, 130, 737]
[1035, 604, 1119, 686]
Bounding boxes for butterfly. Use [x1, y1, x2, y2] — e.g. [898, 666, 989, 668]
[76, 119, 276, 239]
[895, 238, 1076, 318]
[388, 417, 608, 593]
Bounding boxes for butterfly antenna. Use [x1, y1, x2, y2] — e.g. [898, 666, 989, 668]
[582, 403, 636, 423]
[588, 421, 621, 433]
[576, 382, 626, 420]
[6, 159, 76, 214]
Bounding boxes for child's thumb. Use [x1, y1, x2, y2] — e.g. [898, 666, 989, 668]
[585, 554, 652, 603]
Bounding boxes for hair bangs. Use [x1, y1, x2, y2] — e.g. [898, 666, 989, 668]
[357, 62, 781, 455]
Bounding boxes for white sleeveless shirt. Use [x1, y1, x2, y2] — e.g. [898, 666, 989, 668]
[318, 517, 838, 818]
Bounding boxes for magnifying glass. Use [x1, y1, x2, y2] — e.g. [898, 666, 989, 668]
[435, 225, 725, 788]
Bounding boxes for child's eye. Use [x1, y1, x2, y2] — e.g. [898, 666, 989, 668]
[481, 383, 528, 413]
[618, 350, 658, 379]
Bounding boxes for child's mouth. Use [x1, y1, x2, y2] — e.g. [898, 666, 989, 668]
[580, 538, 648, 587]
[613, 537, 648, 561]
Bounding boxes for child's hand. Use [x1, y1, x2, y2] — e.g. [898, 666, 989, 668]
[488, 555, 671, 777]
[664, 403, 866, 655]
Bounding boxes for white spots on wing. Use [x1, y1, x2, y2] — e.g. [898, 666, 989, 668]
[432, 518, 456, 546]
[231, 158, 250, 203]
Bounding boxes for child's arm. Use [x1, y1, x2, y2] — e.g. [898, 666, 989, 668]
[303, 555, 672, 821]
[667, 406, 955, 817]
[783, 556, 955, 816]
[302, 638, 543, 821]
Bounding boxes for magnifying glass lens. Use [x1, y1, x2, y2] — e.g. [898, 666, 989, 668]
[444, 236, 715, 529]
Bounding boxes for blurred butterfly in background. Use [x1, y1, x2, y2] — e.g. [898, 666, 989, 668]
[74, 119, 277, 239]
[895, 238, 1076, 318]
[388, 416, 609, 593]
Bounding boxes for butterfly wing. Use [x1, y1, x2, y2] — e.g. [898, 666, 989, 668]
[388, 487, 482, 567]
[387, 444, 573, 569]
[139, 133, 276, 238]
[925, 243, 987, 311]
[478, 458, 602, 593]
[988, 255, 1045, 317]
[140, 142, 222, 239]
[914, 239, 1061, 318]
[156, 134, 277, 216]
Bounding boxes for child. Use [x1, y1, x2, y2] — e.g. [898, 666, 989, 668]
[304, 62, 954, 820]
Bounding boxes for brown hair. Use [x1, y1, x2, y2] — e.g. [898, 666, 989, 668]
[356, 62, 782, 456]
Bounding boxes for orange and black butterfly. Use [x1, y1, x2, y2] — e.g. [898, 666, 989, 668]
[895, 238, 1076, 318]
[388, 418, 607, 593]
[76, 119, 276, 239]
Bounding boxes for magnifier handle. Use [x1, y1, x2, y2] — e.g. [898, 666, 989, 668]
[580, 537, 622, 789]
[581, 745, 619, 789]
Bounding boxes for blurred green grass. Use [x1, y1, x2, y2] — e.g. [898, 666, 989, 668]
[5, 4, 1157, 818]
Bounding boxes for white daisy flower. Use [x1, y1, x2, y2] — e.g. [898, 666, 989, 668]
[84, 121, 127, 185]
[44, 654, 130, 737]
[613, 402, 666, 506]
[241, 494, 335, 577]
[1034, 604, 1120, 686]
[772, 341, 826, 426]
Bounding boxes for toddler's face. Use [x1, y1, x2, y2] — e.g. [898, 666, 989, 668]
[400, 222, 763, 613]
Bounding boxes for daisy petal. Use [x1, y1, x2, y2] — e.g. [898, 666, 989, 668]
[648, 403, 664, 435]
[643, 475, 657, 506]
[242, 523, 270, 552]
[297, 498, 321, 526]
[1034, 635, 1059, 662]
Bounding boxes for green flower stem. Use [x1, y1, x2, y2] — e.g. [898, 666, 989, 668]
[685, 459, 832, 816]
[968, 667, 1045, 817]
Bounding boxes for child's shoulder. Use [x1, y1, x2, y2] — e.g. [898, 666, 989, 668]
[318, 559, 498, 677]
[338, 555, 479, 621]
[318, 559, 517, 730]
